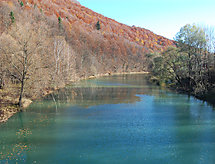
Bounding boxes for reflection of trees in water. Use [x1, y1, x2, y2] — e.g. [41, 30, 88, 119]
[45, 87, 144, 108]
[0, 75, 160, 162]
[42, 74, 163, 108]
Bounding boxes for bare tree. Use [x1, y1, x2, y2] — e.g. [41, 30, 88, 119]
[0, 22, 44, 108]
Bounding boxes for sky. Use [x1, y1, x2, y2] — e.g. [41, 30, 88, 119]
[78, 0, 215, 40]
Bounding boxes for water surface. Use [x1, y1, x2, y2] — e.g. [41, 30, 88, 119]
[0, 74, 215, 164]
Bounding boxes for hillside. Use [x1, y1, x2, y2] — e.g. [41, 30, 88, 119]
[1, 0, 175, 52]
[0, 0, 175, 122]
[37, 0, 174, 51]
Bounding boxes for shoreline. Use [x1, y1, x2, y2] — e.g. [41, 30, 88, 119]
[0, 71, 149, 123]
[149, 75, 215, 107]
[169, 86, 215, 107]
[1, 71, 213, 123]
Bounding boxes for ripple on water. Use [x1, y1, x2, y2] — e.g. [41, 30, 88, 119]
[0, 75, 215, 164]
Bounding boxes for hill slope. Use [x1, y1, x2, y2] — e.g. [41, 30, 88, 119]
[44, 0, 173, 51]
[2, 0, 175, 52]
[0, 0, 176, 121]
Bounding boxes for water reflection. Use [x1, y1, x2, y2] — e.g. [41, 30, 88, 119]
[0, 74, 215, 164]
[43, 75, 162, 108]
[47, 87, 142, 108]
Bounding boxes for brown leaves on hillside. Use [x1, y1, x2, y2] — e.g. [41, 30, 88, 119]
[0, 0, 171, 105]
[6, 0, 175, 54]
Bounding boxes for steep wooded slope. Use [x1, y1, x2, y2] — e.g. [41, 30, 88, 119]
[1, 0, 175, 53]
[0, 0, 176, 122]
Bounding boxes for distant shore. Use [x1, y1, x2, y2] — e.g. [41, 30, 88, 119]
[86, 71, 149, 79]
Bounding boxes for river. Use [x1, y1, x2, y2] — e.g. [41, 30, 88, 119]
[0, 74, 215, 164]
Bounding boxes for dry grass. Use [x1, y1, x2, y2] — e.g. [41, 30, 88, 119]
[0, 105, 18, 123]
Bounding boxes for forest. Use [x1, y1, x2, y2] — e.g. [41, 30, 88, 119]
[149, 24, 215, 104]
[0, 0, 153, 121]
[1, 0, 215, 163]
[1, 0, 214, 123]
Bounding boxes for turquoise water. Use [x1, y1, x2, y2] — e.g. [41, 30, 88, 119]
[0, 74, 215, 164]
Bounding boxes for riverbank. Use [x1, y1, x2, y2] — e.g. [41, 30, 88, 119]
[149, 76, 215, 107]
[171, 86, 215, 107]
[174, 88, 215, 107]
[196, 89, 215, 107]
[0, 98, 32, 123]
[0, 71, 149, 123]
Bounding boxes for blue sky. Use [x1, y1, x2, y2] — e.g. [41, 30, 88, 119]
[78, 0, 215, 39]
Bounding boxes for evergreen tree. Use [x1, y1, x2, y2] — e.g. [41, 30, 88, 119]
[19, 1, 24, 7]
[10, 11, 15, 23]
[96, 21, 101, 30]
[58, 17, 62, 24]
[58, 17, 62, 28]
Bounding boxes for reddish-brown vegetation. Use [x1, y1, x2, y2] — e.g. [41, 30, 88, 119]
[1, 0, 175, 53]
[0, 0, 176, 121]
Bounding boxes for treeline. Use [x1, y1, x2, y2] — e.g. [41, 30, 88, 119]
[149, 24, 215, 102]
[0, 1, 146, 108]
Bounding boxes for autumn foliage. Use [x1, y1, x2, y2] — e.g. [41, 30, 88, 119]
[1, 0, 175, 53]
[0, 0, 176, 110]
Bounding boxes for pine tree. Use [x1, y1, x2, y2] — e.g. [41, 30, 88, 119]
[20, 1, 24, 7]
[58, 17, 62, 24]
[58, 17, 62, 28]
[10, 11, 15, 23]
[96, 21, 101, 30]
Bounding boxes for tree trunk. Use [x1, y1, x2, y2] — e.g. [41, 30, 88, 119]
[188, 46, 193, 94]
[18, 55, 27, 111]
[18, 79, 24, 111]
